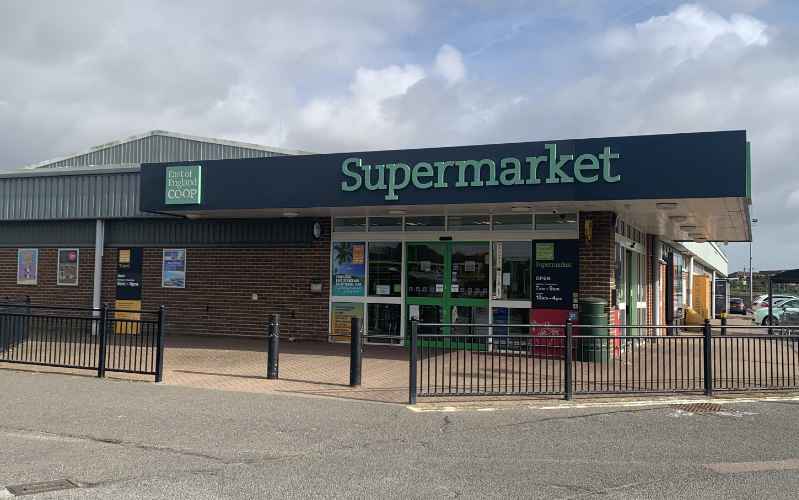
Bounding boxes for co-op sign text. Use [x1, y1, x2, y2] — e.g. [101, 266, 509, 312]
[341, 143, 621, 201]
[165, 165, 202, 205]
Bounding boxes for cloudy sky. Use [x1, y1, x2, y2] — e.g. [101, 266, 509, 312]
[1, 0, 797, 272]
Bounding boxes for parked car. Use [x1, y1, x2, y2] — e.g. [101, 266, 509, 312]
[728, 298, 746, 314]
[754, 298, 799, 326]
[752, 294, 798, 312]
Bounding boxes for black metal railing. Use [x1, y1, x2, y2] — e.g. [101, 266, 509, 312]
[0, 302, 166, 382]
[408, 320, 799, 403]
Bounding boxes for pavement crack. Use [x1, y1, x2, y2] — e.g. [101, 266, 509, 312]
[0, 424, 290, 465]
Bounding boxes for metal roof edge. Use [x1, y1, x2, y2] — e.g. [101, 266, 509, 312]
[0, 164, 141, 179]
[20, 130, 314, 170]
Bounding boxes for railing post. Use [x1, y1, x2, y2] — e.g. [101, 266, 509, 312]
[703, 318, 713, 397]
[97, 303, 109, 378]
[267, 313, 280, 379]
[409, 319, 418, 405]
[564, 320, 574, 400]
[721, 314, 727, 336]
[155, 305, 166, 383]
[350, 317, 362, 387]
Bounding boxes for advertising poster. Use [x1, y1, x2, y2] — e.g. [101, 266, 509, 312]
[16, 248, 38, 285]
[533, 240, 579, 310]
[332, 241, 365, 296]
[530, 308, 572, 358]
[330, 302, 364, 342]
[162, 249, 187, 289]
[57, 248, 79, 286]
[115, 248, 143, 334]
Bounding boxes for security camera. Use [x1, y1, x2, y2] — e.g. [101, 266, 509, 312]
[551, 209, 559, 214]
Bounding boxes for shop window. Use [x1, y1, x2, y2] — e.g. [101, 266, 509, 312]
[331, 241, 366, 296]
[406, 243, 445, 297]
[368, 241, 402, 297]
[492, 307, 531, 342]
[368, 217, 403, 232]
[333, 217, 366, 232]
[447, 214, 490, 231]
[330, 302, 364, 340]
[367, 303, 402, 344]
[492, 214, 533, 231]
[405, 216, 445, 232]
[535, 213, 578, 231]
[451, 242, 489, 299]
[492, 241, 531, 300]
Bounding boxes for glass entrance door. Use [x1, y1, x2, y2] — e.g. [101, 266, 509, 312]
[406, 241, 490, 348]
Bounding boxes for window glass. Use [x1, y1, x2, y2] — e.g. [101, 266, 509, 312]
[330, 302, 364, 339]
[492, 241, 531, 300]
[405, 216, 445, 232]
[492, 307, 531, 349]
[331, 242, 365, 296]
[492, 214, 533, 231]
[451, 242, 489, 299]
[368, 217, 403, 232]
[447, 215, 491, 231]
[333, 217, 366, 232]
[406, 243, 445, 297]
[368, 241, 402, 297]
[535, 213, 578, 231]
[367, 303, 402, 344]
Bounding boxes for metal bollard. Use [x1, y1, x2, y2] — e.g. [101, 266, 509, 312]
[408, 319, 418, 405]
[350, 317, 362, 387]
[703, 319, 713, 396]
[564, 321, 574, 400]
[267, 314, 280, 379]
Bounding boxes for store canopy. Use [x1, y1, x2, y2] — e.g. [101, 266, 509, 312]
[770, 269, 799, 284]
[140, 130, 753, 243]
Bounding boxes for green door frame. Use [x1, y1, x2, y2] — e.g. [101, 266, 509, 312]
[406, 241, 490, 350]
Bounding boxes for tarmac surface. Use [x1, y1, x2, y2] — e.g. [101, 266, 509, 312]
[1, 369, 799, 498]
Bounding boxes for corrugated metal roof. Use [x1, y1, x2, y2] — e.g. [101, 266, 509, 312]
[23, 130, 311, 170]
[0, 167, 151, 220]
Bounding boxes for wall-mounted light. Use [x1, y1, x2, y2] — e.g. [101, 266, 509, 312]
[283, 211, 299, 218]
[656, 202, 679, 210]
[669, 215, 688, 223]
[511, 206, 530, 213]
[680, 225, 697, 231]
[388, 209, 407, 215]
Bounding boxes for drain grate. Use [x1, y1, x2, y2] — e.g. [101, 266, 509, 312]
[671, 403, 723, 414]
[6, 479, 78, 496]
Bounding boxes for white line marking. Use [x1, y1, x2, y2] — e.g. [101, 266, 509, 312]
[407, 395, 799, 412]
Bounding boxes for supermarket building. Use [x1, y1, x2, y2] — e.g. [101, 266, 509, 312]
[0, 130, 750, 342]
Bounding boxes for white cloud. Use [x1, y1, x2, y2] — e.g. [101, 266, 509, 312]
[600, 4, 769, 66]
[787, 189, 799, 209]
[433, 44, 466, 85]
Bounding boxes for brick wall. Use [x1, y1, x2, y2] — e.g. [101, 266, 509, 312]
[0, 247, 95, 307]
[1, 220, 332, 339]
[578, 211, 616, 312]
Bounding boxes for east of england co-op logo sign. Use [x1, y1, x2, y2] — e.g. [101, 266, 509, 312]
[165, 165, 202, 205]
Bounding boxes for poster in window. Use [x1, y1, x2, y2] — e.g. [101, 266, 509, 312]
[16, 248, 38, 285]
[332, 242, 365, 296]
[57, 248, 79, 286]
[162, 249, 187, 289]
[533, 240, 579, 310]
[330, 302, 364, 342]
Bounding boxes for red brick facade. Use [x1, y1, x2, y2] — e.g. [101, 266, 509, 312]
[578, 211, 616, 312]
[0, 221, 332, 339]
[0, 247, 96, 307]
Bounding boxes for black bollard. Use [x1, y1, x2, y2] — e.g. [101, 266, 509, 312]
[350, 317, 362, 387]
[267, 314, 280, 379]
[721, 314, 727, 336]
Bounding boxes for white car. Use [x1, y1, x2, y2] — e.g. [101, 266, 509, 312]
[752, 294, 798, 312]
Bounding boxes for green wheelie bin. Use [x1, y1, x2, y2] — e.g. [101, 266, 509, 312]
[577, 297, 609, 362]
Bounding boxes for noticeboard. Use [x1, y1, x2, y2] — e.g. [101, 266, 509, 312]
[533, 240, 579, 310]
